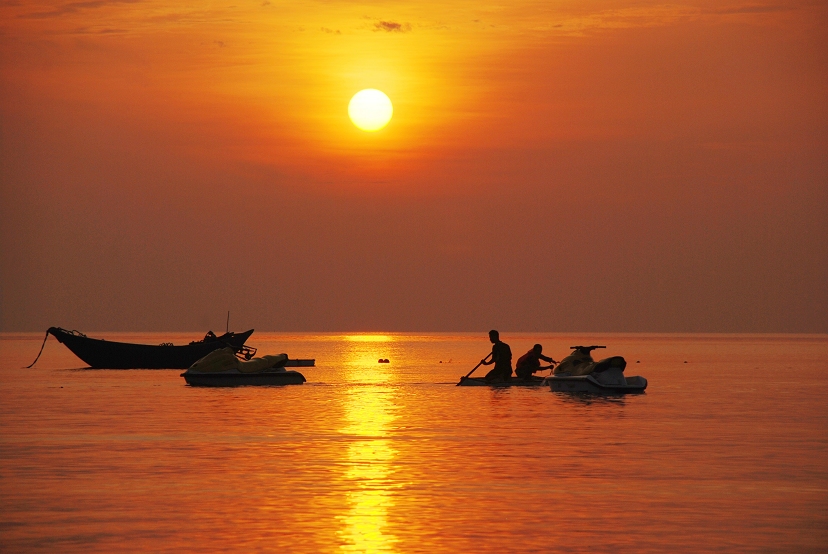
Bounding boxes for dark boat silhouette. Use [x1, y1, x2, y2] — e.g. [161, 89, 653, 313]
[44, 327, 255, 369]
[182, 370, 306, 386]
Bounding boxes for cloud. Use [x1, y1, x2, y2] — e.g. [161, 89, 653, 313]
[374, 20, 411, 33]
[66, 26, 127, 34]
[321, 27, 341, 35]
[711, 4, 795, 14]
[22, 0, 142, 19]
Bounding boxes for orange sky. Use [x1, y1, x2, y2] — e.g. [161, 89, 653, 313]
[1, 1, 826, 332]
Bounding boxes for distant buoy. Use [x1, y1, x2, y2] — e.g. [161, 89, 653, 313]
[378, 359, 390, 363]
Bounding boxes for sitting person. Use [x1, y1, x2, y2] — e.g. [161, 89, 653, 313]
[515, 344, 557, 381]
[482, 330, 513, 383]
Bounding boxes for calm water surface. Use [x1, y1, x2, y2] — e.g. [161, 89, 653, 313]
[1, 332, 827, 552]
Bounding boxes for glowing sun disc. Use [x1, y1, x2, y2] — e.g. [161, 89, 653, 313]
[348, 89, 393, 131]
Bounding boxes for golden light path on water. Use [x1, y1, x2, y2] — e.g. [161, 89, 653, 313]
[345, 335, 395, 343]
[338, 335, 399, 552]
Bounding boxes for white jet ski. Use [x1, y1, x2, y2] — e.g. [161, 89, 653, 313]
[181, 347, 306, 387]
[543, 345, 647, 394]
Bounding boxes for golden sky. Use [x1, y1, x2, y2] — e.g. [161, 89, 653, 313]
[1, 1, 826, 331]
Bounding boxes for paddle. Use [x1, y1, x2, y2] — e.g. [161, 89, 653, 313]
[458, 353, 492, 383]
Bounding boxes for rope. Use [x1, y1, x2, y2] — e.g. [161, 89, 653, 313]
[25, 330, 51, 368]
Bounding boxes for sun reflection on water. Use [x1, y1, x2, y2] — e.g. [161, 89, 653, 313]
[344, 334, 395, 342]
[336, 343, 399, 552]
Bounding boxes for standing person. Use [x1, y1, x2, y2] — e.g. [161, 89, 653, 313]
[482, 330, 512, 383]
[515, 344, 557, 381]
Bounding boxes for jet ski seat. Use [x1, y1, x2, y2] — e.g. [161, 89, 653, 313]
[592, 356, 627, 373]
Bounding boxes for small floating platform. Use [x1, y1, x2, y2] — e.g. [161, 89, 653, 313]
[284, 359, 315, 367]
[182, 369, 306, 387]
[457, 376, 546, 387]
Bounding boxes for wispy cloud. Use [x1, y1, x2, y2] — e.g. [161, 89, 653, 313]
[22, 0, 142, 20]
[711, 3, 796, 14]
[374, 20, 411, 33]
[511, 2, 813, 38]
[63, 25, 128, 34]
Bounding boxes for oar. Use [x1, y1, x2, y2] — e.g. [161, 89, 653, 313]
[458, 353, 492, 384]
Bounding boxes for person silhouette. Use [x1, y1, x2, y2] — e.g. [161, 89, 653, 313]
[481, 330, 512, 383]
[515, 344, 557, 381]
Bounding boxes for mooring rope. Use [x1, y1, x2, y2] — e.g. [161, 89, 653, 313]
[25, 330, 51, 368]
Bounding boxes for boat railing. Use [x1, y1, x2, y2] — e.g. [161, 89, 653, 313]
[234, 344, 257, 361]
[56, 328, 88, 338]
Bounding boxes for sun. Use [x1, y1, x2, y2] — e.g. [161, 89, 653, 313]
[348, 89, 393, 131]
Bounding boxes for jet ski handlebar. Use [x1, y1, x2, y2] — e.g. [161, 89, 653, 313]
[569, 345, 606, 353]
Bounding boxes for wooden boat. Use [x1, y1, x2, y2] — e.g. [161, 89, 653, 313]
[44, 327, 255, 369]
[457, 376, 546, 387]
[181, 369, 306, 387]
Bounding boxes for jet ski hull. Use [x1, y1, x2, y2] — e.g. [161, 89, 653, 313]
[545, 374, 647, 394]
[182, 370, 306, 387]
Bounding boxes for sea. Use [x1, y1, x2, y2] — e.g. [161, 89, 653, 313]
[1, 332, 826, 553]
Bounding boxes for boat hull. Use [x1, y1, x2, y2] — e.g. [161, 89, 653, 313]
[182, 370, 306, 387]
[48, 327, 254, 369]
[545, 374, 647, 394]
[457, 376, 546, 387]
